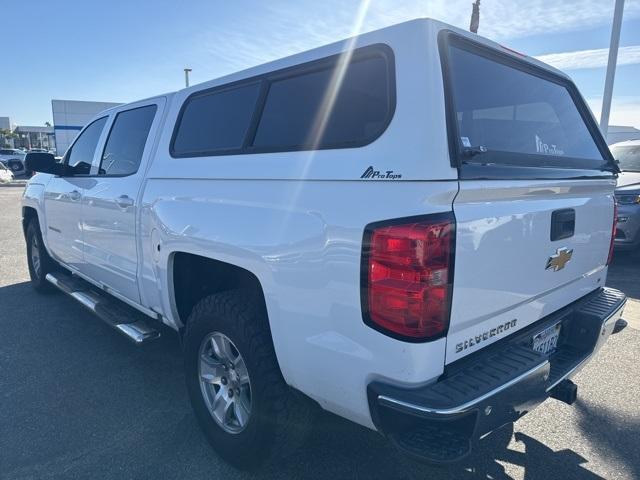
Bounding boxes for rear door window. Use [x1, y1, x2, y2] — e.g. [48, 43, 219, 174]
[444, 36, 612, 173]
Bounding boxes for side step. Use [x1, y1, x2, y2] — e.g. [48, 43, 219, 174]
[46, 272, 161, 344]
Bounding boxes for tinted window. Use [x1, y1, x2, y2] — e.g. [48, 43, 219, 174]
[99, 105, 157, 176]
[253, 55, 391, 149]
[610, 145, 640, 172]
[65, 117, 108, 175]
[173, 83, 261, 155]
[447, 43, 607, 169]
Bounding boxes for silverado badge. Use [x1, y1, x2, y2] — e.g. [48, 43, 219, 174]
[546, 247, 573, 271]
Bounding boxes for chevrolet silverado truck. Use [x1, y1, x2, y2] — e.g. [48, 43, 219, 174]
[22, 19, 627, 469]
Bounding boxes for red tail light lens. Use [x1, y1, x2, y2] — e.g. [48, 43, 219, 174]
[607, 200, 618, 266]
[361, 213, 455, 341]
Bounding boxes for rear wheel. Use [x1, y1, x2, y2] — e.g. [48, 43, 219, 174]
[183, 289, 313, 469]
[26, 218, 56, 293]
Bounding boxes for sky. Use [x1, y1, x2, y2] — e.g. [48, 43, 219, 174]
[2, 0, 640, 128]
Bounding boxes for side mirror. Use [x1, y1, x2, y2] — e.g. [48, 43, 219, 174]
[25, 152, 62, 175]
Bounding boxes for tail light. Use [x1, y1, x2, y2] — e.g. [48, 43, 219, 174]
[607, 200, 618, 266]
[361, 213, 455, 341]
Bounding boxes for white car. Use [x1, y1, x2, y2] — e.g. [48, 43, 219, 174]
[21, 18, 626, 470]
[0, 162, 14, 183]
[0, 148, 26, 175]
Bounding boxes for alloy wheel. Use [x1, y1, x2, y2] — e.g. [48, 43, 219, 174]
[198, 332, 252, 434]
[30, 234, 41, 279]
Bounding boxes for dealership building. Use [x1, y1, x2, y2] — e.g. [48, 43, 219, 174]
[52, 99, 121, 154]
[14, 125, 55, 150]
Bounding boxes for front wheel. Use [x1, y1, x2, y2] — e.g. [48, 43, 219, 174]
[26, 218, 56, 293]
[183, 290, 313, 470]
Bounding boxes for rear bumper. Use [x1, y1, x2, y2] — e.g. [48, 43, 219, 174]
[368, 287, 626, 464]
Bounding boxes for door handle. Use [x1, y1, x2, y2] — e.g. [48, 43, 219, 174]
[115, 195, 134, 209]
[69, 190, 81, 201]
[551, 208, 575, 241]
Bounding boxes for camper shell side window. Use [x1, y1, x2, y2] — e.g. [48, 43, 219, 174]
[170, 44, 396, 158]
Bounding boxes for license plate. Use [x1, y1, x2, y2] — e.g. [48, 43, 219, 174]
[532, 323, 561, 355]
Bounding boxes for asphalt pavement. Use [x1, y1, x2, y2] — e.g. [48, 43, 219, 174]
[1, 186, 639, 480]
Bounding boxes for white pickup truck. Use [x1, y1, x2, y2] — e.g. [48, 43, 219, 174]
[22, 19, 627, 469]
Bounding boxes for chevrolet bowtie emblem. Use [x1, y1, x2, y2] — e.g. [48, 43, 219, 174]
[546, 247, 573, 271]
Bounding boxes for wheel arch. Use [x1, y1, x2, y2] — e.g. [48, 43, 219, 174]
[22, 206, 38, 236]
[170, 251, 269, 334]
[22, 181, 49, 250]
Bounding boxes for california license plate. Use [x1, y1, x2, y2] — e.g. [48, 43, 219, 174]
[532, 323, 561, 355]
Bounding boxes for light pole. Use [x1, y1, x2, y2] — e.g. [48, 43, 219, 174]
[470, 0, 481, 33]
[184, 68, 192, 88]
[600, 0, 625, 136]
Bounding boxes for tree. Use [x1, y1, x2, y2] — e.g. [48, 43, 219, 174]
[45, 121, 51, 127]
[0, 128, 17, 148]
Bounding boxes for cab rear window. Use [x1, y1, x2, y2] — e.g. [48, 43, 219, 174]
[442, 35, 612, 174]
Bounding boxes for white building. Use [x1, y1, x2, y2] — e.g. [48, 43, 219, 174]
[52, 100, 122, 155]
[0, 117, 12, 131]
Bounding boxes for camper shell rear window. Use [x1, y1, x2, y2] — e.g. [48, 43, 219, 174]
[439, 32, 616, 179]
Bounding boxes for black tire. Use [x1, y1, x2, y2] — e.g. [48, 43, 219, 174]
[9, 159, 22, 172]
[183, 289, 313, 470]
[25, 218, 57, 293]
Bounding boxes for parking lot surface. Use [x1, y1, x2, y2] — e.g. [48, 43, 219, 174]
[1, 186, 639, 480]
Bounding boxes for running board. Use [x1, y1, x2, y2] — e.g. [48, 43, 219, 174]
[46, 272, 161, 344]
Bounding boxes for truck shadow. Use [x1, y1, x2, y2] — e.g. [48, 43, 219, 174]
[250, 411, 610, 480]
[572, 399, 640, 479]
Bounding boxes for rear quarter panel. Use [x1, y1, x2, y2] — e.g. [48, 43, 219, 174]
[140, 180, 456, 428]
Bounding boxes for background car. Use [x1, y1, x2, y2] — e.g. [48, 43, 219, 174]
[0, 148, 27, 176]
[0, 148, 26, 159]
[0, 162, 14, 183]
[610, 140, 640, 253]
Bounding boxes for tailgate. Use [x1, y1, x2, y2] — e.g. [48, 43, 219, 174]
[440, 32, 618, 363]
[447, 178, 615, 363]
